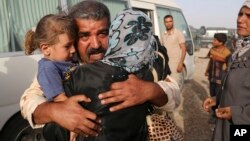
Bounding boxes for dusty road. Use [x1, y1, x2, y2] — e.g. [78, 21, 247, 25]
[181, 48, 215, 141]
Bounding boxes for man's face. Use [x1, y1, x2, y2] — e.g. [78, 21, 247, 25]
[237, 6, 250, 37]
[164, 17, 174, 30]
[75, 18, 109, 64]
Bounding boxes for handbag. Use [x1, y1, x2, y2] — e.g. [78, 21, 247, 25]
[146, 112, 184, 141]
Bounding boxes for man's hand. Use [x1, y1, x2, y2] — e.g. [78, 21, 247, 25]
[98, 74, 167, 112]
[202, 97, 216, 112]
[216, 107, 232, 120]
[177, 63, 184, 72]
[34, 95, 101, 136]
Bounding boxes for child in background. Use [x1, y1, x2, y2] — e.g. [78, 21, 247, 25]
[205, 33, 231, 123]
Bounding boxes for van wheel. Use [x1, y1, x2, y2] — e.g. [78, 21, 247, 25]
[0, 112, 45, 141]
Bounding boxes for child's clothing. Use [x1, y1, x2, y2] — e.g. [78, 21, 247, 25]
[37, 58, 77, 101]
[207, 46, 231, 97]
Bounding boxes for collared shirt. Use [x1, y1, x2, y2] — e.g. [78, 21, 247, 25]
[162, 28, 185, 63]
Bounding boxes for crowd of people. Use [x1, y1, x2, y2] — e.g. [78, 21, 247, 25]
[19, 0, 250, 141]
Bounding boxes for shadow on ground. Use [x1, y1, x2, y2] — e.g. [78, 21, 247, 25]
[182, 80, 215, 141]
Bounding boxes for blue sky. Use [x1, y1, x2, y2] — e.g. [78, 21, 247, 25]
[175, 0, 245, 29]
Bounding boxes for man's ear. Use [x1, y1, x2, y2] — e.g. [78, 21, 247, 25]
[40, 44, 50, 56]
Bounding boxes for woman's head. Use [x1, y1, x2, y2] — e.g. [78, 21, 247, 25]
[237, 0, 250, 37]
[101, 9, 157, 73]
[25, 14, 77, 61]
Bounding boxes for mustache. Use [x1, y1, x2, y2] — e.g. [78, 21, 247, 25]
[87, 47, 106, 56]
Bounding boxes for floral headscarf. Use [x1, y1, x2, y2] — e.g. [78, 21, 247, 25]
[101, 9, 158, 73]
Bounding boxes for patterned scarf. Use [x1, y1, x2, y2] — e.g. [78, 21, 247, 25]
[101, 9, 158, 73]
[232, 36, 250, 60]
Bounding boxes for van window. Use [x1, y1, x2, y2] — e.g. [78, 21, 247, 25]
[0, 0, 60, 53]
[156, 7, 193, 55]
[67, 0, 81, 7]
[102, 0, 128, 20]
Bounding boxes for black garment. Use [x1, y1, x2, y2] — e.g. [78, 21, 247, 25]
[64, 61, 152, 141]
[43, 123, 69, 141]
[43, 35, 171, 141]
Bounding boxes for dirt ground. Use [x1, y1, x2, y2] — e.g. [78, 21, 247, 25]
[181, 48, 215, 141]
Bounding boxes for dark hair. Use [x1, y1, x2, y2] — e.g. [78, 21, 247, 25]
[214, 33, 227, 44]
[164, 15, 173, 21]
[68, 0, 110, 25]
[24, 14, 77, 55]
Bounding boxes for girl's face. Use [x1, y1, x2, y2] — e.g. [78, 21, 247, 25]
[237, 6, 250, 37]
[43, 33, 75, 61]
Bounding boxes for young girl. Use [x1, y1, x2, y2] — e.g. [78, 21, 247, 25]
[24, 14, 78, 141]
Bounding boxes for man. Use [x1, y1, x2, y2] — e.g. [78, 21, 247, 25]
[161, 14, 187, 131]
[162, 15, 186, 88]
[20, 0, 180, 137]
[205, 33, 231, 124]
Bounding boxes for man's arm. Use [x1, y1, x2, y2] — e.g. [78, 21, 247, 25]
[33, 96, 100, 136]
[20, 78, 101, 136]
[20, 78, 46, 128]
[177, 43, 186, 72]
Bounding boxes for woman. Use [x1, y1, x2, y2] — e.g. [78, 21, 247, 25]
[203, 1, 250, 140]
[44, 9, 175, 141]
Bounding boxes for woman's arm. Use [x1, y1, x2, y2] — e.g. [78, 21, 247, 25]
[98, 74, 180, 112]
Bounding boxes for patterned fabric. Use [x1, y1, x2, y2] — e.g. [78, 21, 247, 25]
[146, 113, 184, 141]
[232, 36, 250, 60]
[101, 9, 157, 73]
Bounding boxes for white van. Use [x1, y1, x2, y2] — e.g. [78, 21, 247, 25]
[0, 0, 194, 140]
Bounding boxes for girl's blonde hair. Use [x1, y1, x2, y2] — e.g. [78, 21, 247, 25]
[24, 14, 77, 55]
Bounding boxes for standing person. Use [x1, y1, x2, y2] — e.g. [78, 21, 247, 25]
[205, 33, 231, 124]
[20, 0, 181, 138]
[161, 14, 187, 131]
[203, 1, 250, 140]
[162, 15, 186, 88]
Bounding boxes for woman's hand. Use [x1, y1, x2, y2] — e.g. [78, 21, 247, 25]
[202, 97, 216, 112]
[216, 107, 232, 120]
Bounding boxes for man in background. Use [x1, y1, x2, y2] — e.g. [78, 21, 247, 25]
[162, 14, 187, 131]
[162, 15, 186, 88]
